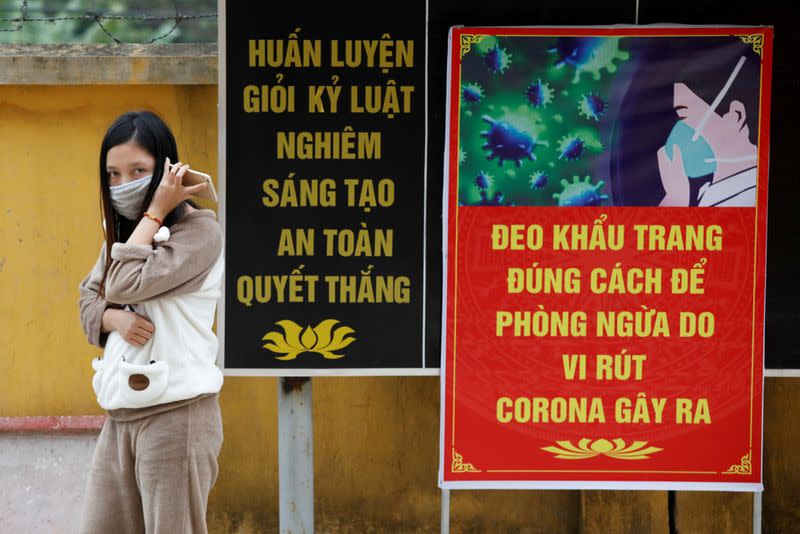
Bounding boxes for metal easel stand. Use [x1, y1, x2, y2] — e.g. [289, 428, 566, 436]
[279, 377, 314, 534]
[753, 491, 762, 534]
[441, 488, 451, 533]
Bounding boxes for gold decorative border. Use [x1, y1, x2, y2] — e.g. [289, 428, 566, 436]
[722, 450, 752, 475]
[460, 35, 484, 58]
[738, 34, 763, 56]
[452, 448, 480, 472]
[448, 29, 767, 478]
[542, 438, 663, 460]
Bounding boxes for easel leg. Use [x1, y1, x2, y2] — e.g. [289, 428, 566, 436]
[441, 488, 450, 534]
[753, 491, 762, 534]
[279, 377, 314, 534]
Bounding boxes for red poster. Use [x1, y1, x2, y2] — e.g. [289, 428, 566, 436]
[440, 26, 772, 490]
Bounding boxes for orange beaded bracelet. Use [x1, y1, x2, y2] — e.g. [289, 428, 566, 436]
[143, 212, 163, 226]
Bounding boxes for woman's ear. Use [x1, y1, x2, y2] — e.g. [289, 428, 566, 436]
[727, 100, 747, 130]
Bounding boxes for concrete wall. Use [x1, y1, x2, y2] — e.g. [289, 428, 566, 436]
[0, 431, 98, 533]
[1, 46, 797, 533]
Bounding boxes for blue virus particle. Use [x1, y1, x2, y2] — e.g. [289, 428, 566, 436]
[490, 191, 514, 206]
[550, 37, 601, 68]
[558, 135, 585, 161]
[578, 92, 607, 121]
[549, 37, 630, 83]
[480, 114, 542, 167]
[529, 171, 548, 189]
[484, 43, 512, 75]
[524, 79, 553, 108]
[469, 189, 513, 206]
[553, 176, 609, 206]
[474, 171, 493, 190]
[461, 82, 484, 104]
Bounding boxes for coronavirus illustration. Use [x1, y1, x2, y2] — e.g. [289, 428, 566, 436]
[550, 37, 629, 83]
[464, 189, 513, 206]
[482, 190, 513, 206]
[552, 176, 609, 206]
[529, 171, 548, 189]
[484, 43, 512, 74]
[474, 171, 493, 190]
[492, 191, 514, 206]
[457, 34, 633, 207]
[550, 37, 600, 69]
[578, 92, 607, 121]
[558, 135, 585, 161]
[461, 82, 484, 104]
[480, 115, 543, 167]
[524, 79, 553, 108]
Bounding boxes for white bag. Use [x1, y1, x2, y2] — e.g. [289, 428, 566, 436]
[91, 304, 169, 408]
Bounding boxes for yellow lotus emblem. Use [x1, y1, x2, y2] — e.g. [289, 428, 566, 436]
[262, 319, 356, 360]
[541, 438, 663, 460]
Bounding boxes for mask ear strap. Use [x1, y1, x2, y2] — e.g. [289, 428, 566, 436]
[703, 154, 758, 164]
[692, 56, 746, 141]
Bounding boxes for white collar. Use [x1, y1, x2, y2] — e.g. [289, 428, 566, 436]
[697, 167, 757, 206]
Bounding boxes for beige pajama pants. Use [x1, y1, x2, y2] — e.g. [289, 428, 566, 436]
[79, 394, 223, 534]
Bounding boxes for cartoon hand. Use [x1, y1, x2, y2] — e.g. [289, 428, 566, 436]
[657, 145, 690, 207]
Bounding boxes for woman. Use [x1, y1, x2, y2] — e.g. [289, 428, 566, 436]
[609, 37, 760, 207]
[77, 111, 224, 533]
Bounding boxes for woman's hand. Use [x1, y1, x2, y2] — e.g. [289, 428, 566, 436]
[147, 156, 208, 220]
[657, 145, 691, 207]
[105, 308, 155, 347]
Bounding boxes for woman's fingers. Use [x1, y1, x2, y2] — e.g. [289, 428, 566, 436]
[129, 333, 148, 346]
[162, 157, 183, 186]
[657, 146, 685, 185]
[135, 325, 154, 339]
[174, 164, 190, 186]
[161, 157, 169, 185]
[163, 157, 174, 185]
[185, 182, 208, 195]
[657, 145, 683, 170]
[657, 145, 690, 206]
[169, 161, 182, 185]
[154, 157, 201, 207]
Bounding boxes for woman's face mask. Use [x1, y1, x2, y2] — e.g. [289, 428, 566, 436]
[664, 121, 716, 179]
[109, 174, 153, 220]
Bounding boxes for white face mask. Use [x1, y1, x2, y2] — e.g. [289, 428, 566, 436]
[109, 174, 153, 220]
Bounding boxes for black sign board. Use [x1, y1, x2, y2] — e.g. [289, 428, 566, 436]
[223, 0, 433, 374]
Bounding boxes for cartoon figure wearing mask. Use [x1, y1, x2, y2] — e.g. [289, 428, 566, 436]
[609, 37, 761, 207]
[658, 55, 759, 207]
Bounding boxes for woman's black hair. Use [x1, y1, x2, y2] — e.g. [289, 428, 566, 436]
[97, 110, 199, 299]
[610, 37, 762, 206]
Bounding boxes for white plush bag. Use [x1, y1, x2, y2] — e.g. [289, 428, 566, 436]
[91, 304, 169, 407]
